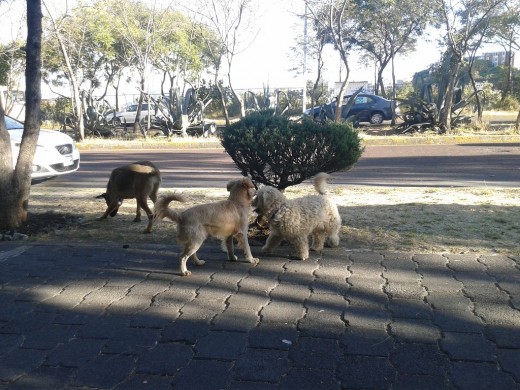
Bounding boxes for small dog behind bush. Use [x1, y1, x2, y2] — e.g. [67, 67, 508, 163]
[96, 160, 161, 233]
[154, 177, 259, 276]
[253, 172, 341, 260]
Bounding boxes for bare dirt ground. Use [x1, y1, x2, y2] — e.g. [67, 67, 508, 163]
[19, 183, 520, 257]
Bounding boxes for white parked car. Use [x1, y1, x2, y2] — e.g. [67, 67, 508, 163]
[105, 103, 153, 126]
[6, 115, 80, 182]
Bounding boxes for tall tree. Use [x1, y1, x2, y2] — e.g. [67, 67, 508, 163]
[434, 0, 506, 133]
[0, 0, 42, 230]
[354, 0, 432, 99]
[193, 0, 257, 124]
[306, 0, 357, 122]
[488, 0, 520, 99]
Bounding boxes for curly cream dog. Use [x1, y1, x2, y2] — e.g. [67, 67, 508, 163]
[154, 177, 259, 276]
[252, 173, 341, 260]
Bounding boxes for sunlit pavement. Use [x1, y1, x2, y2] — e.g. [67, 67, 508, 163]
[0, 242, 519, 389]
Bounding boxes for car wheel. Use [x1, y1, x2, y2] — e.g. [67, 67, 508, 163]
[370, 112, 384, 125]
[113, 117, 122, 127]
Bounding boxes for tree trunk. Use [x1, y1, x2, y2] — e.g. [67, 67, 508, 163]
[439, 62, 461, 134]
[0, 0, 42, 230]
[132, 77, 147, 139]
[516, 110, 520, 133]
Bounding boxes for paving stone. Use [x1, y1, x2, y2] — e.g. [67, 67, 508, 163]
[279, 368, 341, 389]
[196, 284, 235, 302]
[389, 319, 441, 343]
[431, 309, 484, 333]
[259, 301, 305, 324]
[498, 349, 520, 382]
[484, 325, 520, 348]
[195, 330, 248, 360]
[0, 349, 47, 382]
[337, 355, 395, 389]
[393, 373, 449, 390]
[46, 338, 104, 367]
[0, 334, 23, 355]
[473, 303, 520, 326]
[450, 361, 517, 390]
[21, 323, 77, 350]
[179, 300, 225, 322]
[289, 337, 341, 370]
[305, 292, 349, 314]
[114, 374, 174, 389]
[387, 298, 432, 319]
[463, 284, 511, 305]
[247, 324, 298, 350]
[420, 274, 463, 292]
[297, 311, 346, 338]
[227, 380, 277, 390]
[342, 326, 394, 357]
[233, 348, 288, 382]
[106, 294, 152, 315]
[151, 288, 195, 308]
[440, 332, 496, 362]
[383, 269, 421, 284]
[237, 276, 277, 296]
[136, 342, 193, 376]
[10, 366, 75, 389]
[343, 305, 391, 329]
[226, 293, 270, 312]
[75, 315, 129, 339]
[173, 359, 233, 390]
[391, 343, 450, 376]
[103, 327, 162, 355]
[269, 283, 311, 303]
[72, 354, 135, 388]
[212, 308, 259, 332]
[161, 320, 210, 344]
[426, 291, 473, 311]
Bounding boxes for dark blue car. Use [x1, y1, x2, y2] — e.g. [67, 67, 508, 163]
[303, 93, 397, 125]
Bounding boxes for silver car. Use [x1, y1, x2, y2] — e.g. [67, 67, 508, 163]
[105, 103, 153, 126]
[6, 115, 80, 182]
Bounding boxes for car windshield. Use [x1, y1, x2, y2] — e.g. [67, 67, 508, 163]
[4, 115, 24, 130]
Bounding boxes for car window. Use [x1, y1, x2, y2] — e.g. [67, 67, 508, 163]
[4, 115, 24, 130]
[355, 96, 369, 104]
[127, 104, 138, 112]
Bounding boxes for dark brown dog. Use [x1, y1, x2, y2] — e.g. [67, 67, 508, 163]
[96, 160, 161, 233]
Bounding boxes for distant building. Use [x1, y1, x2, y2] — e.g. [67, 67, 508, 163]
[481, 51, 515, 67]
[333, 80, 405, 97]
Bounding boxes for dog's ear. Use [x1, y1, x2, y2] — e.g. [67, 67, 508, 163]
[95, 193, 108, 200]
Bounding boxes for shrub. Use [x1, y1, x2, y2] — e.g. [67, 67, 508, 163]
[220, 111, 364, 190]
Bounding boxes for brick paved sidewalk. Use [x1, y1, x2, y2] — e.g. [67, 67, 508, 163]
[0, 242, 519, 389]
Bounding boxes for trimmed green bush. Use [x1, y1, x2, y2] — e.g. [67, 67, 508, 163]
[220, 111, 364, 190]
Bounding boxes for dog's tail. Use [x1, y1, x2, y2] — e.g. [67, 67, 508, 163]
[154, 193, 187, 222]
[313, 172, 330, 195]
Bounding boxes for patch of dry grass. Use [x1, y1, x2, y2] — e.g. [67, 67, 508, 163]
[27, 183, 520, 257]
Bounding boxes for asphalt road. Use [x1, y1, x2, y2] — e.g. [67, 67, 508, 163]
[39, 143, 520, 189]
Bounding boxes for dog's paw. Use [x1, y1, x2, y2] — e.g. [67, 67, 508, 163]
[248, 257, 259, 265]
[181, 270, 192, 276]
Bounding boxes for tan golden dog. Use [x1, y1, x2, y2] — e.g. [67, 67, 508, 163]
[154, 177, 259, 276]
